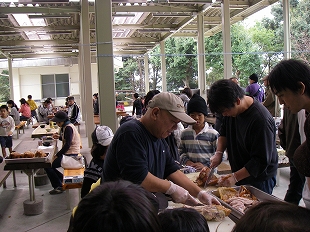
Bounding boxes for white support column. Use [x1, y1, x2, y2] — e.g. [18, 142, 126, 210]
[80, 0, 93, 146]
[160, 41, 167, 92]
[197, 14, 206, 99]
[221, 0, 232, 79]
[144, 55, 149, 93]
[283, 0, 291, 59]
[8, 57, 14, 100]
[95, 0, 117, 132]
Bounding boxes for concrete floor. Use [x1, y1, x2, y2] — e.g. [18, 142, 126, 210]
[0, 121, 305, 231]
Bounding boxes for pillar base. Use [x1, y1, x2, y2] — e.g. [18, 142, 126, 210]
[23, 198, 43, 216]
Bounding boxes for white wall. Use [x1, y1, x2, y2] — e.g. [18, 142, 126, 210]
[12, 63, 98, 107]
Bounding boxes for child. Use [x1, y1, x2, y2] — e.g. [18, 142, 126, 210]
[179, 94, 219, 171]
[80, 125, 114, 198]
[158, 207, 210, 232]
[0, 105, 15, 158]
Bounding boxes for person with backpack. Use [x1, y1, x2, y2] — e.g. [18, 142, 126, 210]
[245, 73, 265, 102]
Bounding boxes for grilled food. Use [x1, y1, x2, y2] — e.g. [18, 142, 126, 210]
[195, 167, 218, 187]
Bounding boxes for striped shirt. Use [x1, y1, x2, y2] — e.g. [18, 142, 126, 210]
[179, 123, 218, 167]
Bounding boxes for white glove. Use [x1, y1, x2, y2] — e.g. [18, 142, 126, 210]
[165, 181, 200, 206]
[197, 190, 221, 205]
[217, 174, 236, 187]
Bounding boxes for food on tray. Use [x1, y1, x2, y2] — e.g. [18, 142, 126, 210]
[35, 150, 46, 158]
[10, 152, 23, 159]
[23, 151, 35, 158]
[217, 186, 259, 213]
[218, 187, 238, 201]
[195, 167, 218, 187]
[185, 204, 231, 221]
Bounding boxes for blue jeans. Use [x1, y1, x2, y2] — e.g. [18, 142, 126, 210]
[250, 176, 277, 195]
[45, 154, 78, 189]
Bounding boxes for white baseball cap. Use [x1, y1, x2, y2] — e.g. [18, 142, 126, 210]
[91, 125, 114, 146]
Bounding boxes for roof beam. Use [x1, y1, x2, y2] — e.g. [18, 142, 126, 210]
[0, 6, 80, 14]
[0, 25, 80, 32]
[111, 5, 199, 13]
[0, 39, 79, 47]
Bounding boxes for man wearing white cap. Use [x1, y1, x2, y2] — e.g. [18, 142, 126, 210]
[103, 92, 219, 206]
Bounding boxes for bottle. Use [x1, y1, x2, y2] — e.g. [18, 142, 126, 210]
[49, 120, 54, 129]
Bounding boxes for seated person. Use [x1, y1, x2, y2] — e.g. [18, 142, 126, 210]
[37, 100, 51, 123]
[44, 111, 81, 195]
[81, 125, 114, 198]
[179, 94, 219, 171]
[232, 201, 310, 232]
[72, 180, 161, 232]
[7, 100, 20, 126]
[158, 208, 209, 232]
[19, 98, 31, 121]
[67, 96, 82, 125]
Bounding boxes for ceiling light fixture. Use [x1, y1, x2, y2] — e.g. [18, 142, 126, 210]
[28, 14, 71, 19]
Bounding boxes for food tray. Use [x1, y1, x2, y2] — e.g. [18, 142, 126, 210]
[5, 153, 50, 164]
[210, 185, 283, 222]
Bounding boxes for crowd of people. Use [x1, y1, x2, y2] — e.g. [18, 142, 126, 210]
[3, 59, 310, 231]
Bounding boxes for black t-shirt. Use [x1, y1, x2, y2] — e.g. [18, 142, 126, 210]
[220, 100, 278, 184]
[81, 158, 104, 198]
[103, 120, 179, 184]
[133, 99, 143, 115]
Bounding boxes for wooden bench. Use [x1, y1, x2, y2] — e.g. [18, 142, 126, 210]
[62, 167, 84, 209]
[0, 161, 17, 189]
[15, 121, 27, 139]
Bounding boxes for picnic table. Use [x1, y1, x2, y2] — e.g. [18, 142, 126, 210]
[4, 139, 57, 215]
[31, 125, 60, 139]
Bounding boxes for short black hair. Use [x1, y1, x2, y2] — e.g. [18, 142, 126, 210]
[134, 93, 139, 99]
[269, 59, 310, 98]
[73, 180, 161, 232]
[0, 105, 8, 111]
[158, 208, 209, 232]
[90, 144, 108, 160]
[28, 95, 32, 99]
[232, 201, 310, 232]
[207, 79, 244, 114]
[144, 90, 160, 109]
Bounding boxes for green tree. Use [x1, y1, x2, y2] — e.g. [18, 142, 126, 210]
[0, 70, 10, 102]
[290, 0, 310, 60]
[149, 46, 162, 90]
[114, 57, 138, 91]
[164, 37, 198, 91]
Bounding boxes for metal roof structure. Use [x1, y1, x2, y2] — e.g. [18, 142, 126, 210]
[0, 0, 279, 60]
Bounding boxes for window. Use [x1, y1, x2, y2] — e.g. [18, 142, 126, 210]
[41, 74, 69, 98]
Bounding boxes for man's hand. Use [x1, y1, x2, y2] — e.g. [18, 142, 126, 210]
[7, 131, 13, 136]
[197, 191, 221, 205]
[210, 151, 223, 168]
[165, 181, 200, 206]
[217, 174, 236, 187]
[191, 162, 204, 171]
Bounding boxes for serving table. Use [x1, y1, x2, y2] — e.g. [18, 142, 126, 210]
[4, 139, 57, 215]
[31, 125, 60, 139]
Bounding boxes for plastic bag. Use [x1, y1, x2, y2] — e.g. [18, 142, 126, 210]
[61, 155, 85, 169]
